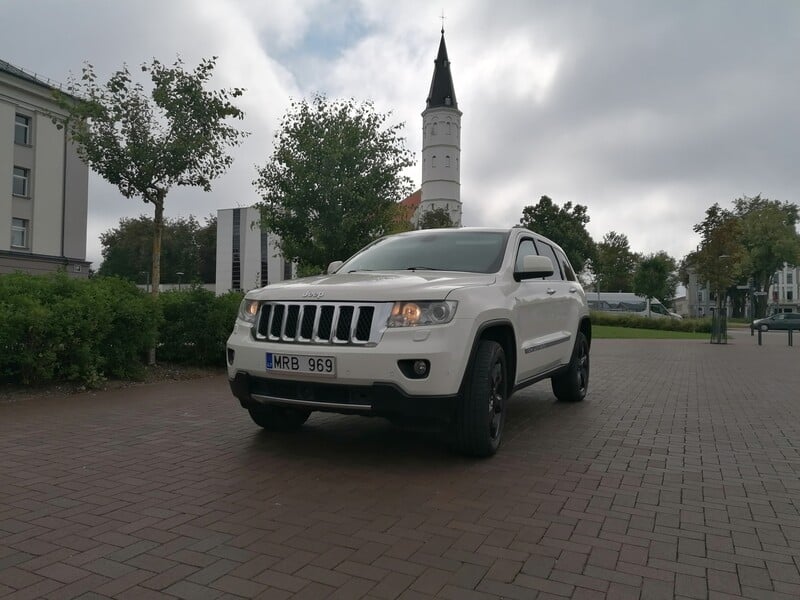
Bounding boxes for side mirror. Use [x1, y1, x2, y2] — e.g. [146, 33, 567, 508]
[327, 260, 343, 274]
[515, 255, 554, 281]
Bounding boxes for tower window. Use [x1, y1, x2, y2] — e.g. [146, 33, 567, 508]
[432, 122, 437, 135]
[432, 155, 437, 168]
[445, 155, 451, 168]
[446, 122, 452, 135]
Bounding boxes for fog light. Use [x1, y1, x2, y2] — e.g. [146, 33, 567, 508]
[413, 360, 428, 376]
[227, 348, 235, 365]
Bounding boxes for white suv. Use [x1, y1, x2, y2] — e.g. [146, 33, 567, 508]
[227, 227, 591, 456]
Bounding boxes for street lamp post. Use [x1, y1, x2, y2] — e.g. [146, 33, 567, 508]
[176, 271, 184, 291]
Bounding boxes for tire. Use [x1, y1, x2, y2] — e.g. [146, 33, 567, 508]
[456, 340, 507, 458]
[551, 332, 590, 403]
[248, 405, 311, 431]
[759, 324, 769, 332]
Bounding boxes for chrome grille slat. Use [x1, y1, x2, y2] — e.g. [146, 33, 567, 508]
[254, 302, 391, 346]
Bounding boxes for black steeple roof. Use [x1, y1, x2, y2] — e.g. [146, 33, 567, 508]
[425, 30, 458, 109]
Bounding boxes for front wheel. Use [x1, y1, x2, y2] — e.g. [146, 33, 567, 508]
[248, 405, 311, 431]
[759, 324, 769, 332]
[551, 332, 590, 403]
[456, 340, 507, 458]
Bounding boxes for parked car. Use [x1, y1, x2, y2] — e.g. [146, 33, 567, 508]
[226, 227, 592, 457]
[751, 312, 800, 331]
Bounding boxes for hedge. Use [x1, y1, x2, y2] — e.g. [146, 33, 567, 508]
[590, 311, 712, 333]
[0, 273, 243, 386]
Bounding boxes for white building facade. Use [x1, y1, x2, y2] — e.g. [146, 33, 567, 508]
[1, 59, 89, 276]
[768, 264, 800, 313]
[215, 207, 294, 294]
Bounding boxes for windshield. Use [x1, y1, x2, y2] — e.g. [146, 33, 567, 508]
[340, 231, 509, 274]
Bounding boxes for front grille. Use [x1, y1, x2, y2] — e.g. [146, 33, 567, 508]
[255, 302, 388, 345]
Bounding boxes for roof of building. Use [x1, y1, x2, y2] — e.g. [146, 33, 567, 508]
[400, 189, 422, 209]
[425, 31, 458, 110]
[0, 58, 64, 92]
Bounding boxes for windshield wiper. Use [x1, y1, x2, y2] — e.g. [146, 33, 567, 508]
[347, 269, 375, 273]
[405, 266, 437, 271]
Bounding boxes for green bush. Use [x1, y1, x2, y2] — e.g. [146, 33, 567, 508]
[590, 311, 712, 333]
[0, 273, 158, 385]
[157, 287, 243, 367]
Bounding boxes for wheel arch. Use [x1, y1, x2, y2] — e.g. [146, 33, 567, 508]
[461, 320, 517, 394]
[579, 316, 592, 349]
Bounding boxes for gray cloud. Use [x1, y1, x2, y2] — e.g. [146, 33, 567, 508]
[3, 0, 798, 268]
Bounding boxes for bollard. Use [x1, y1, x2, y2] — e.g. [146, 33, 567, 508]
[790, 329, 794, 347]
[758, 329, 762, 346]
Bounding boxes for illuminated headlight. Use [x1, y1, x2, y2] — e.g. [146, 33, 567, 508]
[387, 301, 458, 327]
[237, 299, 260, 323]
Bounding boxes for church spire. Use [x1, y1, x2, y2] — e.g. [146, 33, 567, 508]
[426, 31, 458, 109]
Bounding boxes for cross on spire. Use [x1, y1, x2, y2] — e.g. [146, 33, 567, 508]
[440, 10, 446, 33]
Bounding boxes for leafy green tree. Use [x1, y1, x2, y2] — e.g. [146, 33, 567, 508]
[692, 203, 745, 313]
[594, 231, 637, 292]
[254, 95, 415, 273]
[733, 195, 800, 316]
[196, 215, 217, 284]
[519, 196, 596, 272]
[55, 57, 246, 296]
[633, 252, 678, 316]
[418, 207, 455, 229]
[98, 215, 216, 284]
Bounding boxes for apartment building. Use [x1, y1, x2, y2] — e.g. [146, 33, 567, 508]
[769, 264, 800, 313]
[215, 207, 294, 294]
[1, 59, 89, 276]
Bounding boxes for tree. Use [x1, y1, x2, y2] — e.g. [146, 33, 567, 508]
[254, 95, 415, 273]
[418, 207, 455, 229]
[691, 203, 745, 314]
[519, 196, 596, 272]
[98, 215, 217, 283]
[733, 195, 800, 316]
[594, 231, 637, 292]
[55, 57, 246, 297]
[633, 252, 677, 316]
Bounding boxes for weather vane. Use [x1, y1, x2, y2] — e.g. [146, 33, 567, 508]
[440, 10, 446, 33]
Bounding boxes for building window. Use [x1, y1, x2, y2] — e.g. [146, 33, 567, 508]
[445, 155, 451, 167]
[789, 291, 794, 301]
[15, 114, 31, 145]
[788, 272, 794, 285]
[231, 209, 241, 291]
[13, 167, 30, 196]
[446, 121, 452, 135]
[432, 122, 437, 135]
[260, 231, 269, 287]
[11, 218, 28, 248]
[432, 155, 437, 168]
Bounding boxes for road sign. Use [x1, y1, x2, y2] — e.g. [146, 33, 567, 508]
[753, 291, 768, 296]
[736, 285, 750, 290]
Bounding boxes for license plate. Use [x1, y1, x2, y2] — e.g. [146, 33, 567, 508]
[266, 352, 336, 376]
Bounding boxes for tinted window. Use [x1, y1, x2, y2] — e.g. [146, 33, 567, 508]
[341, 231, 509, 274]
[533, 241, 563, 281]
[515, 239, 537, 272]
[555, 249, 577, 281]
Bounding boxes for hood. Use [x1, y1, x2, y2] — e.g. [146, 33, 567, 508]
[247, 271, 496, 302]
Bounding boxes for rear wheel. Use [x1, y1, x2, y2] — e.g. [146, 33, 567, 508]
[551, 332, 589, 403]
[456, 340, 507, 457]
[248, 405, 311, 431]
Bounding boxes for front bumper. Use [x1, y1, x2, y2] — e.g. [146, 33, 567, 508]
[229, 371, 459, 422]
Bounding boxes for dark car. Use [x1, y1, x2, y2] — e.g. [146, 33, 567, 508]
[751, 312, 800, 331]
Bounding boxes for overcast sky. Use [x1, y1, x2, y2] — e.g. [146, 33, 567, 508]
[3, 0, 799, 269]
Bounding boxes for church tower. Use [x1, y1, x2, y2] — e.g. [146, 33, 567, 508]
[419, 29, 462, 227]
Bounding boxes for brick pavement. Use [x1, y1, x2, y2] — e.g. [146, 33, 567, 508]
[1, 334, 799, 599]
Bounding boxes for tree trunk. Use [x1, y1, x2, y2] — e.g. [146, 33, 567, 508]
[148, 194, 165, 365]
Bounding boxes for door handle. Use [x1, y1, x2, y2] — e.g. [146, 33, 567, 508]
[569, 287, 578, 293]
[546, 288, 556, 295]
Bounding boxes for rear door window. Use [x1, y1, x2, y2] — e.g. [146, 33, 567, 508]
[533, 240, 564, 281]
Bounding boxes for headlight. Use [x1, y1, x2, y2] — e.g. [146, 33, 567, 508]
[237, 299, 259, 323]
[387, 301, 457, 327]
